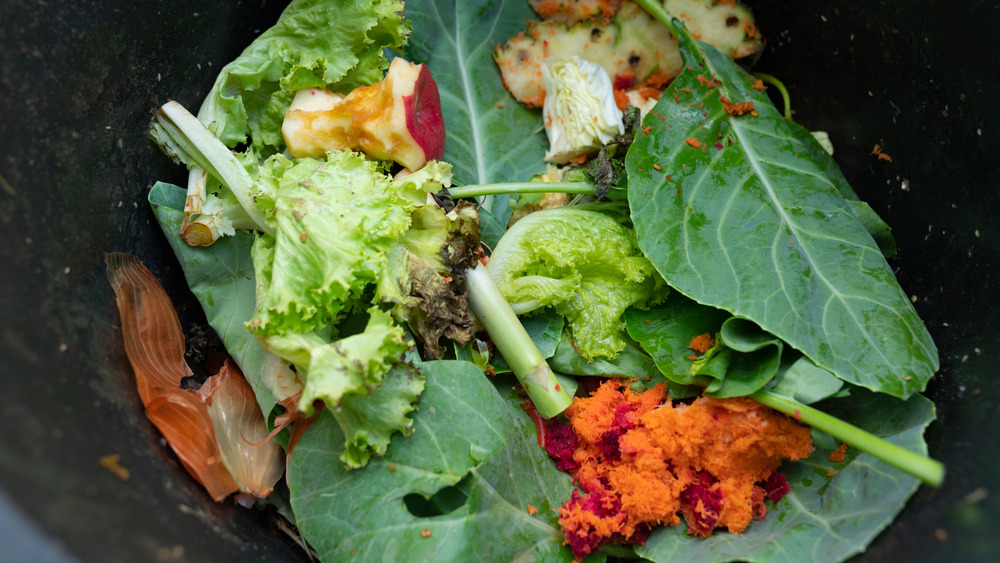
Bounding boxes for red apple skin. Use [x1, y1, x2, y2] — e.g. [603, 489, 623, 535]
[403, 64, 445, 163]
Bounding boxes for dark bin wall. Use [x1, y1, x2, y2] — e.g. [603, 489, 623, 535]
[1, 1, 997, 561]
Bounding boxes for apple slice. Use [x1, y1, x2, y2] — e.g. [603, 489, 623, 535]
[282, 58, 445, 171]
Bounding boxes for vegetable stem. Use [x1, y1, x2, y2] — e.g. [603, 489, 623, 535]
[634, 0, 681, 35]
[750, 389, 944, 487]
[448, 181, 595, 200]
[153, 101, 274, 237]
[753, 73, 793, 120]
[464, 263, 573, 418]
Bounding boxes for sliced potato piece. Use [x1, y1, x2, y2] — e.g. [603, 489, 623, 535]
[496, 0, 761, 107]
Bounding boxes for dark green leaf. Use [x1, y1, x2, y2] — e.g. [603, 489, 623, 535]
[635, 388, 934, 563]
[549, 330, 661, 384]
[846, 199, 898, 259]
[403, 0, 549, 247]
[766, 354, 845, 405]
[699, 318, 782, 398]
[624, 292, 729, 385]
[625, 22, 938, 398]
[287, 360, 574, 562]
[149, 182, 278, 415]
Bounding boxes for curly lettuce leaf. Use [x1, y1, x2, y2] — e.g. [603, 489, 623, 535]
[198, 0, 410, 154]
[487, 207, 661, 360]
[249, 151, 411, 337]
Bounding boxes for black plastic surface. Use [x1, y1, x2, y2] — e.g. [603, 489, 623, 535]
[1, 1, 997, 561]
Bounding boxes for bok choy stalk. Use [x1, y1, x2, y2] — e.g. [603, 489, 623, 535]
[465, 263, 573, 418]
[149, 101, 274, 243]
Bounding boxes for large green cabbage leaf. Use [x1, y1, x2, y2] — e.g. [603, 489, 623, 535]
[287, 361, 578, 563]
[626, 19, 938, 399]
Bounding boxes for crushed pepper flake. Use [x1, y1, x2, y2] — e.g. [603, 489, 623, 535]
[871, 144, 893, 162]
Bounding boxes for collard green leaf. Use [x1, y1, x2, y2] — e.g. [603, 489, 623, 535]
[625, 21, 938, 399]
[635, 388, 934, 563]
[846, 199, 897, 259]
[549, 330, 661, 383]
[766, 355, 846, 405]
[149, 182, 278, 416]
[287, 360, 575, 562]
[402, 0, 549, 247]
[624, 292, 729, 385]
[699, 317, 783, 398]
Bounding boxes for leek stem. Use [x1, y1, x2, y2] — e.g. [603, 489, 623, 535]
[448, 181, 595, 200]
[750, 389, 944, 487]
[464, 264, 573, 418]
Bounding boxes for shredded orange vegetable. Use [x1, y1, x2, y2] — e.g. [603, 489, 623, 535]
[547, 379, 813, 559]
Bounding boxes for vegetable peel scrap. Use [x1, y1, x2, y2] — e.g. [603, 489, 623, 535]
[107, 252, 282, 503]
[549, 379, 812, 559]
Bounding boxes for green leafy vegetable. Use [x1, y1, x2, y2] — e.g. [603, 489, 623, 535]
[624, 291, 729, 385]
[766, 355, 846, 405]
[548, 330, 660, 384]
[287, 360, 576, 562]
[695, 318, 784, 398]
[248, 151, 411, 337]
[625, 8, 938, 398]
[403, 0, 550, 247]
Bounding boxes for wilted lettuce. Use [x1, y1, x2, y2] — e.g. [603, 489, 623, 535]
[243, 150, 479, 466]
[486, 207, 662, 360]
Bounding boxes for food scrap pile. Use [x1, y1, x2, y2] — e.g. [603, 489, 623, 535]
[543, 379, 813, 559]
